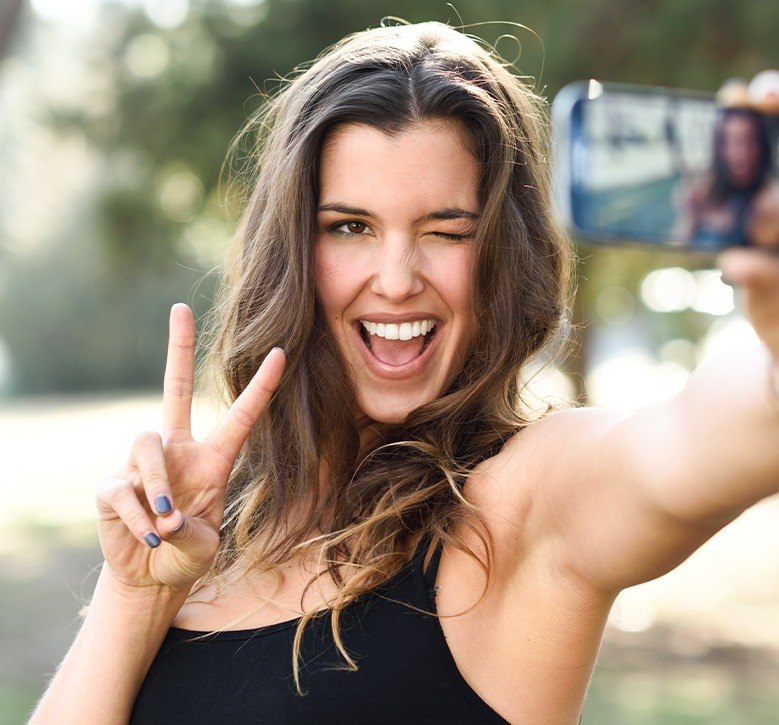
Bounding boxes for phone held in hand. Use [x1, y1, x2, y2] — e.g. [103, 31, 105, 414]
[552, 80, 779, 252]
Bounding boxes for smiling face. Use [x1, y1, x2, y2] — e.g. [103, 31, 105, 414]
[314, 120, 480, 424]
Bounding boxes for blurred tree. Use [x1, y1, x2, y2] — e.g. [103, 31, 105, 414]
[62, 0, 779, 268]
[0, 0, 24, 59]
[4, 0, 779, 395]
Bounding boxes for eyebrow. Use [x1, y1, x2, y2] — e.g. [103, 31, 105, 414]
[317, 202, 480, 223]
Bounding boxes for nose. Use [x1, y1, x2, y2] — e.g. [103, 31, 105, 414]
[369, 235, 424, 302]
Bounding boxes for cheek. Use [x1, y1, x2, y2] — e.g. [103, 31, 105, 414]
[442, 248, 475, 312]
[314, 243, 364, 326]
[314, 246, 342, 320]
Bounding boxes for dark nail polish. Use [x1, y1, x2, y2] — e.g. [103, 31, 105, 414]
[171, 515, 185, 534]
[155, 495, 173, 515]
[144, 532, 161, 549]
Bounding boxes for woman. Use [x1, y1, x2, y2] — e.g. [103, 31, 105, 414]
[32, 22, 779, 724]
[674, 106, 779, 248]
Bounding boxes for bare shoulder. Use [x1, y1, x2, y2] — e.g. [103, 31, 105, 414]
[478, 405, 628, 489]
[466, 405, 628, 545]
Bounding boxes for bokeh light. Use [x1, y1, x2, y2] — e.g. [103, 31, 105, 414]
[595, 285, 635, 326]
[124, 33, 171, 79]
[158, 169, 204, 223]
[640, 267, 696, 313]
[142, 0, 190, 29]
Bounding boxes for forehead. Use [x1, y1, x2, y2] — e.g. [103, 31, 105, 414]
[317, 121, 481, 215]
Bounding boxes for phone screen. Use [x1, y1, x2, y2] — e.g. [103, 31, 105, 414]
[554, 82, 779, 250]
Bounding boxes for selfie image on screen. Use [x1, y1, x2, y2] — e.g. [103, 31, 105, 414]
[567, 88, 779, 250]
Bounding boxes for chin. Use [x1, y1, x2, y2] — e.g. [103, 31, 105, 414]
[357, 391, 433, 426]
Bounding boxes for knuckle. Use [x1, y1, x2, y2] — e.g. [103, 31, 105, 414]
[143, 473, 169, 492]
[106, 480, 135, 507]
[164, 375, 194, 399]
[171, 335, 195, 350]
[207, 438, 235, 466]
[125, 508, 150, 534]
[97, 475, 127, 498]
[249, 372, 276, 397]
[230, 403, 256, 431]
[133, 430, 162, 450]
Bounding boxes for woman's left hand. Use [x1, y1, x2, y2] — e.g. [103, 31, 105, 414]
[719, 247, 779, 362]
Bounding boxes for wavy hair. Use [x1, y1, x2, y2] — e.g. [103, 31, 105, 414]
[712, 107, 773, 198]
[201, 20, 573, 688]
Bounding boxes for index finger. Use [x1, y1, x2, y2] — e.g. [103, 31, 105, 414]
[208, 347, 286, 463]
[718, 248, 779, 288]
[162, 303, 196, 440]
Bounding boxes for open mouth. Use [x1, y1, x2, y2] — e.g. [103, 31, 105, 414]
[358, 319, 438, 367]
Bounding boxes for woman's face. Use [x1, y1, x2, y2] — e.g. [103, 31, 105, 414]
[720, 114, 762, 187]
[315, 120, 479, 424]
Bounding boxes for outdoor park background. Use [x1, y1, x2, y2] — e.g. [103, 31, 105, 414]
[1, 0, 779, 722]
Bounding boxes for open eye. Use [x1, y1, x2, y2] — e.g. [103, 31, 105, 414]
[330, 220, 371, 236]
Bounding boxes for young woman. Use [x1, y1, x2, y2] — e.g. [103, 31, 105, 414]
[31, 21, 779, 724]
[674, 106, 779, 248]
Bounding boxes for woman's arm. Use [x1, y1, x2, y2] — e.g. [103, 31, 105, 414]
[29, 305, 285, 723]
[522, 248, 779, 592]
[30, 568, 189, 724]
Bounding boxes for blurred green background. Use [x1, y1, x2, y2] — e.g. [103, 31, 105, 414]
[2, 1, 779, 722]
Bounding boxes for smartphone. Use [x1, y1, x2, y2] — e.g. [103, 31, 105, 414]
[551, 81, 779, 251]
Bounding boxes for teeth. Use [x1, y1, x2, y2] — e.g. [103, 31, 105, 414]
[360, 318, 437, 340]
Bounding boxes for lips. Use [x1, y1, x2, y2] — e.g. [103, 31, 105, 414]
[354, 317, 440, 378]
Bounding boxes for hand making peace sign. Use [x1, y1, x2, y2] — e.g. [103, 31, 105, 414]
[95, 303, 285, 593]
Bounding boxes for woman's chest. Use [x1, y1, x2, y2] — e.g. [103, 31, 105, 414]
[173, 555, 341, 630]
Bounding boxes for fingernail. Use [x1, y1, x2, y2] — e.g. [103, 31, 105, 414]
[271, 346, 283, 354]
[155, 495, 173, 515]
[171, 515, 185, 534]
[144, 532, 161, 548]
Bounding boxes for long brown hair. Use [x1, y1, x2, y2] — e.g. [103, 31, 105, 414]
[202, 20, 572, 686]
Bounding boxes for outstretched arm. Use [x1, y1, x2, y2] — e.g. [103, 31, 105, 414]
[30, 304, 285, 724]
[531, 248, 779, 592]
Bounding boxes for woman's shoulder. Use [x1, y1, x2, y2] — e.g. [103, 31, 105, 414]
[495, 404, 624, 465]
[467, 404, 625, 511]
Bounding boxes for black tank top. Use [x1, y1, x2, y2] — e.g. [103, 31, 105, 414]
[130, 537, 509, 723]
